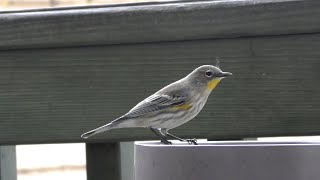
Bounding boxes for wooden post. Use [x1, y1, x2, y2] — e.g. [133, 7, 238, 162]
[86, 143, 121, 180]
[0, 146, 17, 180]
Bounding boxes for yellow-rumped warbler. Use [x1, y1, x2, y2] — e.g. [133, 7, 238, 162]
[81, 65, 232, 144]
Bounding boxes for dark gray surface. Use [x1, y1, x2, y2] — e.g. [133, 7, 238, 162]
[1, 0, 320, 50]
[0, 33, 319, 144]
[135, 142, 320, 180]
[86, 143, 121, 180]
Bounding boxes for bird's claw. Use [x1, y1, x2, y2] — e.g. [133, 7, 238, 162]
[186, 138, 198, 145]
[161, 140, 172, 145]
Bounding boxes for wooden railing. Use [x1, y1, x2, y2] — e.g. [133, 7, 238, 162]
[0, 0, 319, 179]
[0, 0, 160, 10]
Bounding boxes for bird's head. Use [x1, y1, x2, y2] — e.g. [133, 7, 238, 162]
[186, 65, 232, 91]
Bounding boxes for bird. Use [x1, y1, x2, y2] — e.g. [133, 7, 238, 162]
[81, 65, 232, 145]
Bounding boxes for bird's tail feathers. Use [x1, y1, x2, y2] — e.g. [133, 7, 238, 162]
[81, 122, 116, 139]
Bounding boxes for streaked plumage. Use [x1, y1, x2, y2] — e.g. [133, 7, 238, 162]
[81, 65, 232, 144]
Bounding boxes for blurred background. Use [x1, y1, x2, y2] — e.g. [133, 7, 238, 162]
[17, 144, 86, 180]
[0, 0, 165, 10]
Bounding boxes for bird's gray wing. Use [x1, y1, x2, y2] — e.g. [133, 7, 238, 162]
[124, 94, 187, 118]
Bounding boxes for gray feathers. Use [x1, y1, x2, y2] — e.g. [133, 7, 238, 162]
[81, 122, 116, 139]
[124, 94, 187, 118]
[81, 65, 232, 139]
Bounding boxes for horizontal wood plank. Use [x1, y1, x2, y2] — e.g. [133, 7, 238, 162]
[0, 33, 319, 144]
[1, 0, 320, 50]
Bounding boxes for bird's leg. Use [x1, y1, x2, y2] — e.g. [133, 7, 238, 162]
[149, 128, 172, 145]
[166, 132, 198, 145]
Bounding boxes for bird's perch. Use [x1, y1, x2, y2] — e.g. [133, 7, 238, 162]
[135, 141, 320, 180]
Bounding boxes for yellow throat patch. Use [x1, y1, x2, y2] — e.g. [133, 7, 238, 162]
[207, 79, 221, 90]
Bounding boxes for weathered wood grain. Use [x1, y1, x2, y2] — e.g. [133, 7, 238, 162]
[1, 0, 320, 50]
[0, 33, 319, 144]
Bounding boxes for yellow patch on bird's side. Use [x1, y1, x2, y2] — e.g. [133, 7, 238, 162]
[171, 103, 192, 111]
[207, 79, 221, 90]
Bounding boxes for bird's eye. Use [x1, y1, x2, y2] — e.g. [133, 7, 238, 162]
[205, 70, 213, 77]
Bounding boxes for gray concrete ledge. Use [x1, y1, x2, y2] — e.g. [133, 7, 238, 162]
[135, 141, 320, 180]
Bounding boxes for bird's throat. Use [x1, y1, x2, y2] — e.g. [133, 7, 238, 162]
[207, 79, 221, 91]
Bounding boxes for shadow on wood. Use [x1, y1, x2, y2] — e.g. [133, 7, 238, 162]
[86, 143, 121, 180]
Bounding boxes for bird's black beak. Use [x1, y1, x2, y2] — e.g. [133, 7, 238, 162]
[217, 72, 232, 77]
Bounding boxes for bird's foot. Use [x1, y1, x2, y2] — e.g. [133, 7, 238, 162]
[161, 139, 172, 145]
[186, 138, 198, 145]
